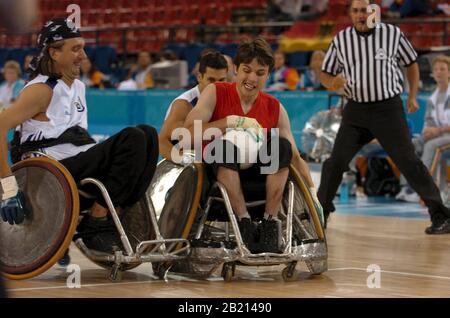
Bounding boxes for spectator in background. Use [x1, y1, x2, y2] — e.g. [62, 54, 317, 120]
[269, 0, 302, 21]
[117, 67, 139, 91]
[265, 50, 300, 91]
[159, 50, 178, 62]
[132, 51, 154, 90]
[434, 2, 450, 16]
[269, 0, 328, 21]
[22, 54, 34, 80]
[0, 60, 25, 110]
[396, 55, 450, 203]
[297, 0, 328, 19]
[80, 58, 106, 89]
[381, 0, 395, 9]
[224, 55, 236, 82]
[300, 50, 325, 91]
[385, 0, 431, 18]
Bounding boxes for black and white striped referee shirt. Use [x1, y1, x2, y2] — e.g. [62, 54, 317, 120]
[322, 23, 418, 103]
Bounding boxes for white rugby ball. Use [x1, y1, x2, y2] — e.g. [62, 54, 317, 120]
[221, 129, 263, 169]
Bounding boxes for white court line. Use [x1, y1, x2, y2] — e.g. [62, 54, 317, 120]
[7, 279, 156, 292]
[8, 267, 450, 292]
[329, 267, 450, 281]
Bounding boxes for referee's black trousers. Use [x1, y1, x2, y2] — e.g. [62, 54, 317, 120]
[318, 96, 450, 222]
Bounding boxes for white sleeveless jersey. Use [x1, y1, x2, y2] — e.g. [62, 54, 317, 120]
[164, 85, 200, 119]
[18, 74, 95, 160]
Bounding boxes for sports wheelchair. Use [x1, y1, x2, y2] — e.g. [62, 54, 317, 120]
[148, 158, 327, 282]
[0, 155, 189, 281]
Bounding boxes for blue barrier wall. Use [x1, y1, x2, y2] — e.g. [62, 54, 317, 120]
[86, 89, 430, 152]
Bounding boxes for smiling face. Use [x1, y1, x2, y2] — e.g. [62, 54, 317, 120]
[235, 58, 270, 101]
[350, 0, 370, 33]
[50, 37, 87, 78]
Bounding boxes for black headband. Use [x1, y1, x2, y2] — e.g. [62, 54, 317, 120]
[29, 18, 82, 72]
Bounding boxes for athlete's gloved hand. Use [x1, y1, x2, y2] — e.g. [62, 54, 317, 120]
[1, 175, 29, 225]
[226, 115, 264, 142]
[227, 115, 262, 130]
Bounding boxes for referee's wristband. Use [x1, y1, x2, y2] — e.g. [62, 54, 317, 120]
[1, 175, 19, 201]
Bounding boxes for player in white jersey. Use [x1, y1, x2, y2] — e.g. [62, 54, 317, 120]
[0, 0, 38, 299]
[159, 51, 228, 162]
[0, 18, 159, 256]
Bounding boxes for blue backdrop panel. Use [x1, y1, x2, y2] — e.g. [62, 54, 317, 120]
[85, 89, 430, 151]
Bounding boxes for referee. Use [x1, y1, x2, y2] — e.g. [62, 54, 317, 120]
[317, 0, 450, 234]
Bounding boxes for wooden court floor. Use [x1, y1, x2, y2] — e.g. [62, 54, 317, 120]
[4, 213, 450, 298]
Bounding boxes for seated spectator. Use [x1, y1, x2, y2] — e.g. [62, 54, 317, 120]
[117, 67, 138, 91]
[224, 54, 236, 82]
[159, 49, 178, 62]
[269, 0, 328, 21]
[0, 61, 25, 110]
[396, 55, 450, 202]
[80, 58, 106, 89]
[297, 0, 328, 20]
[300, 50, 325, 91]
[434, 2, 450, 16]
[381, 0, 395, 8]
[265, 50, 300, 91]
[385, 0, 430, 18]
[22, 54, 34, 80]
[132, 51, 154, 90]
[270, 0, 302, 21]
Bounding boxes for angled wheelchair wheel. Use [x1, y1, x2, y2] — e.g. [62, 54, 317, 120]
[0, 158, 79, 280]
[280, 165, 327, 274]
[148, 159, 204, 274]
[149, 160, 204, 247]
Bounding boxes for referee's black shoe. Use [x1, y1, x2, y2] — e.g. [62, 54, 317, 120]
[425, 217, 450, 235]
[324, 211, 331, 229]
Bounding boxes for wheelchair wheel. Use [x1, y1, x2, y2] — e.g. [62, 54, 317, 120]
[152, 160, 204, 249]
[280, 166, 327, 275]
[0, 158, 79, 280]
[148, 159, 204, 274]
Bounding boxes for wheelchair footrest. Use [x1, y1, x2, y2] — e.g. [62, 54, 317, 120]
[191, 239, 237, 250]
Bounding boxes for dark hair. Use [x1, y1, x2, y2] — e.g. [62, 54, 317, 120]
[161, 50, 178, 61]
[29, 40, 65, 80]
[198, 51, 228, 75]
[234, 37, 274, 72]
[349, 0, 376, 7]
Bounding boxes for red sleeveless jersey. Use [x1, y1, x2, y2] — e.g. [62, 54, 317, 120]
[211, 82, 280, 129]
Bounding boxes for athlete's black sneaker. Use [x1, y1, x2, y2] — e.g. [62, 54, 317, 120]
[74, 215, 124, 254]
[237, 217, 257, 248]
[253, 218, 283, 253]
